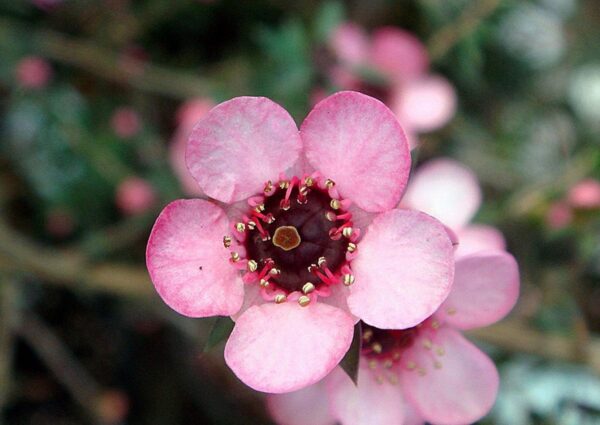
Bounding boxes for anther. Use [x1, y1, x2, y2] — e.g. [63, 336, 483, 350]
[369, 360, 377, 370]
[302, 282, 315, 294]
[363, 329, 373, 341]
[304, 176, 314, 187]
[325, 178, 335, 188]
[422, 339, 433, 350]
[317, 256, 327, 267]
[325, 211, 337, 222]
[274, 294, 287, 304]
[246, 220, 256, 230]
[264, 180, 274, 194]
[431, 320, 440, 329]
[298, 295, 311, 307]
[434, 361, 443, 369]
[230, 252, 240, 262]
[254, 204, 265, 213]
[330, 199, 341, 210]
[347, 242, 357, 253]
[235, 222, 246, 232]
[435, 347, 445, 356]
[406, 361, 416, 370]
[247, 260, 258, 272]
[372, 342, 383, 354]
[343, 274, 355, 286]
[259, 278, 270, 288]
[223, 236, 232, 248]
[342, 227, 353, 238]
[447, 307, 457, 315]
[383, 360, 393, 369]
[279, 180, 290, 189]
[269, 268, 281, 276]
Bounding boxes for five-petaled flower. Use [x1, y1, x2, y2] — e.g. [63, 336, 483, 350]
[267, 159, 520, 424]
[146, 91, 455, 393]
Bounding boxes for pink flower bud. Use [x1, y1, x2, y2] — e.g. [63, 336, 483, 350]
[15, 56, 52, 89]
[115, 177, 156, 215]
[110, 107, 141, 139]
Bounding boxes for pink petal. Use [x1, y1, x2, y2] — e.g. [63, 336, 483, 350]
[230, 283, 264, 322]
[266, 379, 335, 425]
[567, 178, 600, 209]
[224, 302, 354, 393]
[329, 23, 370, 66]
[402, 328, 499, 425]
[319, 286, 359, 324]
[327, 364, 405, 425]
[301, 91, 410, 212]
[440, 251, 520, 330]
[394, 75, 457, 132]
[170, 132, 204, 196]
[455, 224, 506, 258]
[146, 199, 244, 317]
[370, 27, 429, 80]
[349, 209, 454, 329]
[187, 97, 302, 203]
[402, 158, 481, 230]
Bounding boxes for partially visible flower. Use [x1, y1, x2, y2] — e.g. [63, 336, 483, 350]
[545, 201, 573, 229]
[268, 249, 519, 425]
[45, 209, 75, 238]
[567, 178, 600, 209]
[31, 0, 62, 11]
[110, 107, 141, 139]
[94, 389, 130, 424]
[146, 92, 455, 393]
[402, 158, 506, 257]
[327, 24, 456, 148]
[116, 177, 157, 215]
[15, 56, 53, 89]
[169, 98, 214, 195]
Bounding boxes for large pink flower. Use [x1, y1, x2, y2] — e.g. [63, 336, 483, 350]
[268, 251, 519, 425]
[328, 24, 457, 148]
[146, 92, 455, 393]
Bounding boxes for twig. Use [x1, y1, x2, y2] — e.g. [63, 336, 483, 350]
[16, 314, 107, 424]
[427, 0, 503, 62]
[0, 18, 214, 100]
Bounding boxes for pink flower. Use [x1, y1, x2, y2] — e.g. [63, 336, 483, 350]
[116, 177, 157, 215]
[567, 178, 600, 209]
[268, 249, 519, 425]
[110, 107, 141, 139]
[169, 98, 215, 195]
[15, 56, 52, 89]
[545, 201, 573, 229]
[328, 24, 456, 148]
[146, 92, 456, 393]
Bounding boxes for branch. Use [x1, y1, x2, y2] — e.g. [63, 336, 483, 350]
[0, 18, 214, 100]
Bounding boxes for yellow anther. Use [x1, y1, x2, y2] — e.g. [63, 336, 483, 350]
[372, 342, 383, 354]
[406, 361, 416, 370]
[298, 295, 311, 307]
[417, 368, 427, 376]
[269, 268, 281, 276]
[434, 361, 443, 369]
[330, 199, 341, 210]
[383, 360, 393, 369]
[302, 282, 315, 294]
[369, 360, 378, 369]
[223, 236, 232, 248]
[363, 329, 373, 341]
[317, 256, 327, 267]
[304, 176, 314, 187]
[342, 227, 353, 238]
[259, 279, 270, 288]
[235, 222, 246, 232]
[392, 352, 401, 361]
[347, 242, 357, 253]
[423, 339, 433, 350]
[431, 320, 440, 329]
[230, 252, 240, 262]
[388, 374, 399, 385]
[343, 274, 355, 286]
[247, 260, 258, 272]
[447, 307, 457, 315]
[325, 211, 337, 222]
[274, 294, 287, 304]
[255, 204, 265, 212]
[299, 186, 308, 196]
[279, 180, 290, 189]
[435, 347, 445, 356]
[264, 180, 274, 194]
[247, 220, 256, 230]
[325, 178, 335, 188]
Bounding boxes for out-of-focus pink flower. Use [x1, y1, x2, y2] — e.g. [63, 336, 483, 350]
[116, 177, 156, 215]
[110, 107, 141, 139]
[546, 201, 573, 229]
[567, 178, 600, 209]
[15, 56, 52, 89]
[169, 98, 215, 195]
[31, 0, 62, 11]
[95, 389, 130, 424]
[146, 92, 456, 393]
[327, 24, 457, 149]
[45, 209, 75, 238]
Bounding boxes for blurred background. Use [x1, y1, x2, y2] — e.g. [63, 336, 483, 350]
[1, 0, 600, 424]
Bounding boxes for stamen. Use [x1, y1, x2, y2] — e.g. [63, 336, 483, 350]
[298, 295, 311, 307]
[330, 199, 341, 210]
[235, 222, 246, 232]
[347, 242, 357, 253]
[343, 274, 355, 286]
[325, 178, 335, 188]
[372, 342, 383, 354]
[247, 260, 258, 272]
[302, 282, 315, 294]
[274, 294, 287, 304]
[264, 180, 274, 195]
[230, 252, 240, 262]
[223, 236, 232, 248]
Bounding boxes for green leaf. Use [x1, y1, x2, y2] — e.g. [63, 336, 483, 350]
[339, 322, 362, 385]
[313, 1, 345, 43]
[203, 316, 235, 352]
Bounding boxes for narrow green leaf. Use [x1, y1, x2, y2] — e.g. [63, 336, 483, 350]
[339, 322, 362, 385]
[203, 316, 234, 352]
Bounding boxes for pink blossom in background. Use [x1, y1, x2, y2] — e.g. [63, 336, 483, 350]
[45, 209, 75, 238]
[268, 250, 519, 425]
[567, 178, 600, 209]
[545, 201, 573, 230]
[327, 24, 457, 148]
[15, 56, 52, 89]
[31, 0, 62, 11]
[146, 92, 456, 393]
[110, 107, 141, 139]
[116, 177, 157, 215]
[169, 98, 214, 195]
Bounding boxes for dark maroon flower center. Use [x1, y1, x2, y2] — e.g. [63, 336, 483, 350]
[245, 186, 350, 293]
[361, 322, 419, 361]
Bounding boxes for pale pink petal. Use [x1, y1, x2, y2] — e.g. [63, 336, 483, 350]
[394, 75, 457, 132]
[329, 23, 370, 66]
[370, 27, 429, 80]
[319, 286, 359, 324]
[231, 283, 264, 322]
[402, 328, 499, 425]
[146, 199, 244, 317]
[176, 98, 214, 129]
[224, 302, 354, 393]
[301, 91, 410, 212]
[455, 224, 506, 258]
[169, 132, 204, 196]
[327, 364, 405, 425]
[346, 204, 377, 232]
[440, 251, 519, 330]
[402, 158, 481, 230]
[187, 97, 302, 203]
[349, 209, 454, 329]
[567, 178, 600, 209]
[267, 379, 335, 425]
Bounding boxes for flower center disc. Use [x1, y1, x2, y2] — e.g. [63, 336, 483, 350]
[272, 226, 301, 251]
